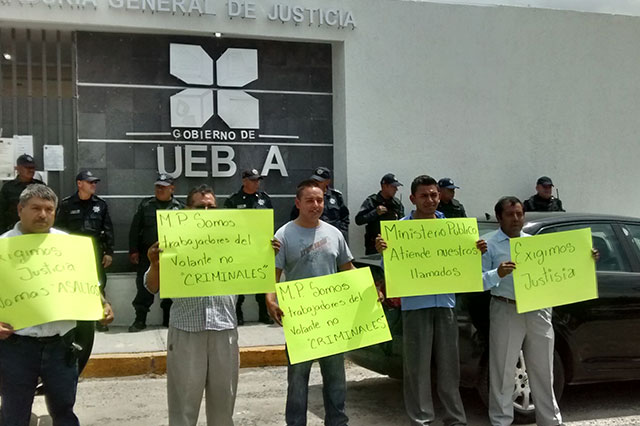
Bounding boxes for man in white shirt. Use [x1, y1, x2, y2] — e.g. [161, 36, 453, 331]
[0, 184, 113, 426]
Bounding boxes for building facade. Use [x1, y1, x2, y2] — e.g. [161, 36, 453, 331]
[2, 0, 640, 321]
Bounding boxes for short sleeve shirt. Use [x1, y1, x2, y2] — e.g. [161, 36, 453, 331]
[275, 220, 353, 280]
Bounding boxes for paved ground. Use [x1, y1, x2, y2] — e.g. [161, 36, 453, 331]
[30, 363, 640, 426]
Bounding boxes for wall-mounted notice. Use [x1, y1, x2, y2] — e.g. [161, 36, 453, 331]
[0, 234, 103, 330]
[511, 228, 598, 313]
[156, 209, 275, 298]
[0, 139, 14, 180]
[381, 218, 484, 297]
[43, 145, 64, 171]
[13, 135, 34, 161]
[276, 267, 391, 365]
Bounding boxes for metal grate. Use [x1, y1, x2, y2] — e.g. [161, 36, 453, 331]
[0, 28, 76, 194]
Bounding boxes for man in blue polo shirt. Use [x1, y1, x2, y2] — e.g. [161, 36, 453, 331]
[376, 175, 486, 426]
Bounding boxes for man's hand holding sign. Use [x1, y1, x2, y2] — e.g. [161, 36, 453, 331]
[275, 268, 391, 364]
[155, 208, 276, 297]
[0, 233, 105, 330]
[509, 228, 599, 313]
[377, 218, 487, 297]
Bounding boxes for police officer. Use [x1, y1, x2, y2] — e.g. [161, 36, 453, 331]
[355, 173, 404, 255]
[0, 154, 45, 233]
[523, 176, 565, 212]
[290, 166, 350, 240]
[224, 168, 274, 325]
[128, 174, 184, 332]
[437, 177, 467, 218]
[56, 170, 114, 334]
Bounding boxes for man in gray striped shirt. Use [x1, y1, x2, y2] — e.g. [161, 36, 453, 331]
[145, 184, 238, 426]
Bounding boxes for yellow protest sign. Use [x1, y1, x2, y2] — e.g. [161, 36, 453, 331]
[276, 267, 391, 365]
[0, 233, 103, 330]
[381, 218, 484, 297]
[157, 209, 275, 298]
[511, 228, 598, 313]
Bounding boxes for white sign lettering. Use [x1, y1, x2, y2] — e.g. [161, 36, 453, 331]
[2, 0, 356, 29]
[157, 144, 289, 178]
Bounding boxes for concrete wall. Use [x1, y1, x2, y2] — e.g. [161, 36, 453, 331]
[341, 1, 640, 255]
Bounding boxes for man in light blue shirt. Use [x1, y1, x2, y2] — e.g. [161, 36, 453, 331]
[482, 196, 563, 426]
[376, 175, 486, 426]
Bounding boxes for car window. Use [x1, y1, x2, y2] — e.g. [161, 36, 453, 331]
[539, 223, 630, 272]
[478, 222, 499, 239]
[622, 224, 640, 260]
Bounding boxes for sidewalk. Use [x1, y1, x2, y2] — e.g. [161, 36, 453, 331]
[82, 323, 287, 378]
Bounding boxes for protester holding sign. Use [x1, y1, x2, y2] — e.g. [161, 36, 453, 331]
[145, 184, 236, 426]
[0, 184, 113, 426]
[481, 196, 596, 426]
[267, 179, 359, 426]
[145, 184, 280, 426]
[375, 175, 486, 426]
[276, 267, 391, 365]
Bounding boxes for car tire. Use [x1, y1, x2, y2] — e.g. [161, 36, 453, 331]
[476, 350, 565, 425]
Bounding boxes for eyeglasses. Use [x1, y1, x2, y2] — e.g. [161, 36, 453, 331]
[193, 205, 216, 209]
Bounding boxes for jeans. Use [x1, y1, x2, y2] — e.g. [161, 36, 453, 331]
[285, 353, 348, 426]
[0, 334, 79, 426]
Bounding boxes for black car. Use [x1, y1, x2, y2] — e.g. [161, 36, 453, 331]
[348, 213, 640, 424]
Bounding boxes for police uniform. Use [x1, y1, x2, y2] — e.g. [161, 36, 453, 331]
[523, 194, 564, 212]
[524, 176, 565, 212]
[355, 192, 404, 255]
[290, 188, 350, 239]
[224, 189, 273, 210]
[0, 176, 45, 233]
[129, 192, 184, 329]
[56, 171, 114, 367]
[55, 192, 114, 290]
[224, 170, 274, 324]
[437, 198, 467, 218]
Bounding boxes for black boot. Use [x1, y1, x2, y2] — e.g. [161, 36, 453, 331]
[162, 308, 170, 327]
[257, 294, 274, 324]
[236, 295, 245, 325]
[128, 311, 147, 332]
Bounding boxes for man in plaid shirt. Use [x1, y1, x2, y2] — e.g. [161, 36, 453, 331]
[145, 184, 269, 426]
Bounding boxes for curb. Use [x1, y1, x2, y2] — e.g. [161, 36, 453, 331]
[81, 345, 287, 378]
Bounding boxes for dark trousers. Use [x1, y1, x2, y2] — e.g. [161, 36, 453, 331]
[96, 257, 107, 295]
[132, 256, 172, 320]
[402, 308, 467, 426]
[285, 353, 348, 426]
[74, 321, 95, 374]
[236, 293, 269, 320]
[0, 334, 79, 426]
